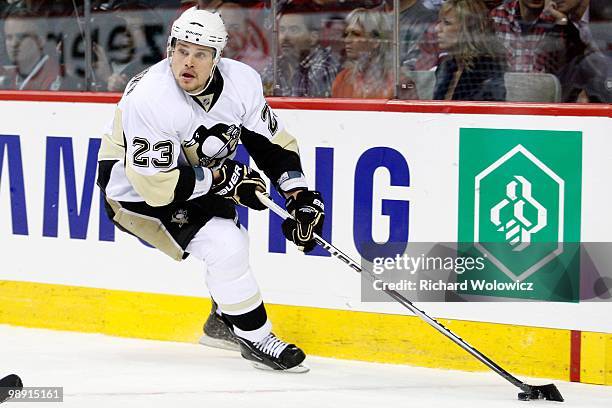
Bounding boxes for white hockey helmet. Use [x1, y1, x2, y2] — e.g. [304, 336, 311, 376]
[167, 7, 228, 64]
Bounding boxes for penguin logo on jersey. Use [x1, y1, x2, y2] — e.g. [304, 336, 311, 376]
[171, 209, 189, 228]
[182, 123, 241, 168]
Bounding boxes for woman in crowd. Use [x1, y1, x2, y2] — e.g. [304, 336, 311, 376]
[432, 0, 506, 101]
[331, 7, 394, 99]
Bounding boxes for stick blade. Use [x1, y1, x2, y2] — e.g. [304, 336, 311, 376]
[520, 383, 564, 402]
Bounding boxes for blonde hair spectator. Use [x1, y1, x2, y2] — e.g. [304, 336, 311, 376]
[432, 0, 507, 101]
[438, 0, 501, 71]
[332, 7, 394, 99]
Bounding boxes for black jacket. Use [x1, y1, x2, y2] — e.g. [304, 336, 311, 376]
[433, 55, 506, 101]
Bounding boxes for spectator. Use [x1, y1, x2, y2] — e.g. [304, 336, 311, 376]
[398, 0, 437, 70]
[491, 0, 610, 102]
[423, 0, 442, 11]
[413, 17, 440, 70]
[96, 0, 181, 11]
[490, 0, 565, 74]
[591, 0, 612, 23]
[0, 8, 61, 90]
[0, 1, 11, 17]
[546, 0, 612, 102]
[217, 2, 269, 72]
[332, 7, 394, 99]
[319, 14, 346, 68]
[59, 12, 114, 91]
[413, 0, 503, 71]
[483, 0, 504, 10]
[61, 43, 114, 91]
[432, 0, 506, 100]
[262, 7, 340, 97]
[278, 1, 385, 12]
[1, 0, 75, 18]
[103, 1, 166, 91]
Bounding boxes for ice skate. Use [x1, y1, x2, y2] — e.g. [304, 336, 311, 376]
[198, 301, 240, 352]
[237, 332, 309, 373]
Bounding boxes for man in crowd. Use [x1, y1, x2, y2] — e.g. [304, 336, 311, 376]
[216, 1, 269, 72]
[0, 8, 61, 90]
[262, 7, 340, 97]
[490, 0, 563, 73]
[398, 0, 437, 70]
[544, 0, 611, 102]
[491, 0, 611, 102]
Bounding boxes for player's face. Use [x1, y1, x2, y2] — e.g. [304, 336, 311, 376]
[171, 40, 216, 93]
[436, 8, 460, 51]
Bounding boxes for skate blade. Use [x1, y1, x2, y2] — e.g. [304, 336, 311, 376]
[198, 335, 240, 352]
[251, 361, 310, 373]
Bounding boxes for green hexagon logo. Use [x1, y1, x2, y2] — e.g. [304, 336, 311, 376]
[475, 144, 563, 281]
[458, 129, 582, 301]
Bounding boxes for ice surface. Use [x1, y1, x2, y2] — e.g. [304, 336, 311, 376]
[1, 325, 610, 407]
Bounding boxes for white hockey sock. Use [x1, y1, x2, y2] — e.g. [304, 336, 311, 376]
[233, 319, 272, 343]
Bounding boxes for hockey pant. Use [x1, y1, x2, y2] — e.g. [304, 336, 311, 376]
[187, 217, 271, 342]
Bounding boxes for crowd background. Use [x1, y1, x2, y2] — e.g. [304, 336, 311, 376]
[0, 0, 610, 102]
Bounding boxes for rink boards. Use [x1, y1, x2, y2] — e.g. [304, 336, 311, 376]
[0, 93, 610, 385]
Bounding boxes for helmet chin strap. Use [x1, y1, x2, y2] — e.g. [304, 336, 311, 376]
[186, 62, 217, 96]
[187, 49, 221, 96]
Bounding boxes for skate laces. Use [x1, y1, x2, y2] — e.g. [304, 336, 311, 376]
[254, 333, 289, 358]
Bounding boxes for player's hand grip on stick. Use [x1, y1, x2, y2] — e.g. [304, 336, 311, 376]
[255, 191, 564, 402]
[211, 159, 267, 210]
[281, 190, 325, 253]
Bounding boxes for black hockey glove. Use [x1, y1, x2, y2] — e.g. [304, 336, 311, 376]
[210, 159, 267, 210]
[281, 190, 325, 253]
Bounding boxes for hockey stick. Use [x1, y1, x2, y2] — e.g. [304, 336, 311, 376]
[256, 191, 564, 402]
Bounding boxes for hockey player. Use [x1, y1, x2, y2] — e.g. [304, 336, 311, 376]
[96, 7, 324, 372]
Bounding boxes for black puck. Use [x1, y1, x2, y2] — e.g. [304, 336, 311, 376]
[0, 374, 22, 388]
[0, 374, 23, 403]
[517, 392, 530, 401]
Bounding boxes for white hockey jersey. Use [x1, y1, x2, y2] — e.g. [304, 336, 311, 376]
[97, 57, 306, 208]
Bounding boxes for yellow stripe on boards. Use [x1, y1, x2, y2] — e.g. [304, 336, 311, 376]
[0, 280, 610, 385]
[267, 305, 571, 379]
[0, 280, 209, 342]
[581, 331, 612, 385]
